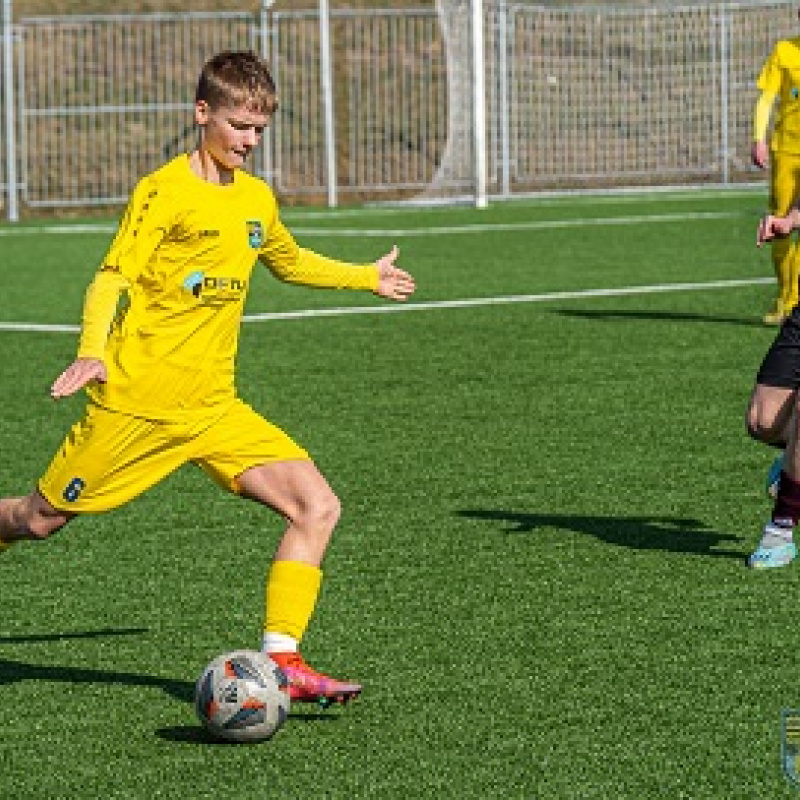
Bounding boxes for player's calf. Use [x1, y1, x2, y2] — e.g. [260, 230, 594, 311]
[0, 493, 71, 547]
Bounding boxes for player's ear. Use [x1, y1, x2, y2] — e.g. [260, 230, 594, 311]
[194, 100, 210, 126]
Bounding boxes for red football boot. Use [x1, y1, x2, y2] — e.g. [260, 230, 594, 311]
[269, 651, 362, 708]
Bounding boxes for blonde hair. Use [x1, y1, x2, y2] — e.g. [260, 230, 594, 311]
[195, 51, 278, 114]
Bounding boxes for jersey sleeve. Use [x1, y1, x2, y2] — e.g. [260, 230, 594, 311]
[754, 89, 777, 141]
[76, 270, 131, 359]
[102, 174, 172, 281]
[757, 44, 783, 94]
[77, 174, 171, 358]
[258, 215, 378, 291]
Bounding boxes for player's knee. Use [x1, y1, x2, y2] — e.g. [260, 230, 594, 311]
[746, 405, 777, 443]
[301, 489, 341, 535]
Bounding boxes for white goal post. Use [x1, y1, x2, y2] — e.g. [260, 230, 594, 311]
[417, 0, 797, 207]
[416, 0, 488, 207]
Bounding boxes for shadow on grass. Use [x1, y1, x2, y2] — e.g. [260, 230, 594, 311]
[0, 627, 148, 645]
[457, 509, 744, 559]
[555, 308, 765, 327]
[0, 655, 195, 703]
[0, 631, 338, 745]
[156, 710, 336, 744]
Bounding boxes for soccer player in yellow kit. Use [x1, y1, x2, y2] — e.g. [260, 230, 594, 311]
[0, 51, 415, 705]
[753, 15, 800, 325]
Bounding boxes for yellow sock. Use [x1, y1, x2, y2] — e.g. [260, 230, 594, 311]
[263, 560, 322, 646]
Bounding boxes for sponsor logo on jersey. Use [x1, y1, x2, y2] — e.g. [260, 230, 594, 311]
[182, 270, 247, 303]
[183, 270, 205, 297]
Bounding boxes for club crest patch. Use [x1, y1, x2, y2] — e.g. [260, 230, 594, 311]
[246, 220, 263, 249]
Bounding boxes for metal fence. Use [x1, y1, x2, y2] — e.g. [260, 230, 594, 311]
[0, 1, 797, 219]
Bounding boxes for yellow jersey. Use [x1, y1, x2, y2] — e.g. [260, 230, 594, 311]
[758, 37, 800, 153]
[79, 155, 378, 419]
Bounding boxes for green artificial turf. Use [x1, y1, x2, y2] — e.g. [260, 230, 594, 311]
[1, 189, 799, 798]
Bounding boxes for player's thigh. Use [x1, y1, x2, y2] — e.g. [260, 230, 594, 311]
[236, 460, 340, 527]
[770, 151, 800, 215]
[194, 399, 312, 499]
[748, 316, 800, 435]
[38, 404, 190, 513]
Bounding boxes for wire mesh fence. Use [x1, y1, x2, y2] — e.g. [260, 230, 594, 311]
[0, 1, 794, 217]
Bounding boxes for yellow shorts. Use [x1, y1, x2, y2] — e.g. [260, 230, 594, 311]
[38, 399, 310, 514]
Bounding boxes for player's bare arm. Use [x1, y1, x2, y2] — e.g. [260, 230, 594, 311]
[373, 245, 416, 301]
[50, 357, 107, 399]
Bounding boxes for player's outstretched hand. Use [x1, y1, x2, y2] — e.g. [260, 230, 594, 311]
[50, 357, 107, 399]
[374, 245, 415, 302]
[757, 211, 800, 247]
[751, 141, 769, 170]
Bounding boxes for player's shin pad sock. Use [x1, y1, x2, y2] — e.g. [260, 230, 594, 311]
[772, 470, 800, 534]
[263, 560, 322, 649]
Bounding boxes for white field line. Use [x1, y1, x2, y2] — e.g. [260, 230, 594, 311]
[293, 210, 742, 237]
[0, 223, 116, 236]
[0, 210, 744, 239]
[0, 277, 774, 334]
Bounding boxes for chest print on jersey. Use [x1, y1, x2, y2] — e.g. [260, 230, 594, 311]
[182, 270, 247, 303]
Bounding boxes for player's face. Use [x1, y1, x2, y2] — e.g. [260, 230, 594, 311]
[195, 101, 270, 171]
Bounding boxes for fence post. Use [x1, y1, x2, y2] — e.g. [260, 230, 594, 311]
[260, 0, 274, 186]
[498, 0, 510, 198]
[319, 0, 337, 207]
[3, 0, 18, 222]
[718, 3, 730, 186]
[471, 0, 487, 207]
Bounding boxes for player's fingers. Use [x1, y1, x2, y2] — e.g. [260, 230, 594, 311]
[50, 378, 76, 398]
[50, 363, 104, 399]
[390, 266, 414, 282]
[391, 279, 415, 300]
[50, 365, 77, 393]
[757, 217, 772, 246]
[51, 372, 85, 398]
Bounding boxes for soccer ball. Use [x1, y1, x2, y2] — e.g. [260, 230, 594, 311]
[194, 650, 290, 743]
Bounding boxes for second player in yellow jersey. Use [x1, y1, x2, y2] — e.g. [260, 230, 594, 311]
[753, 19, 800, 324]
